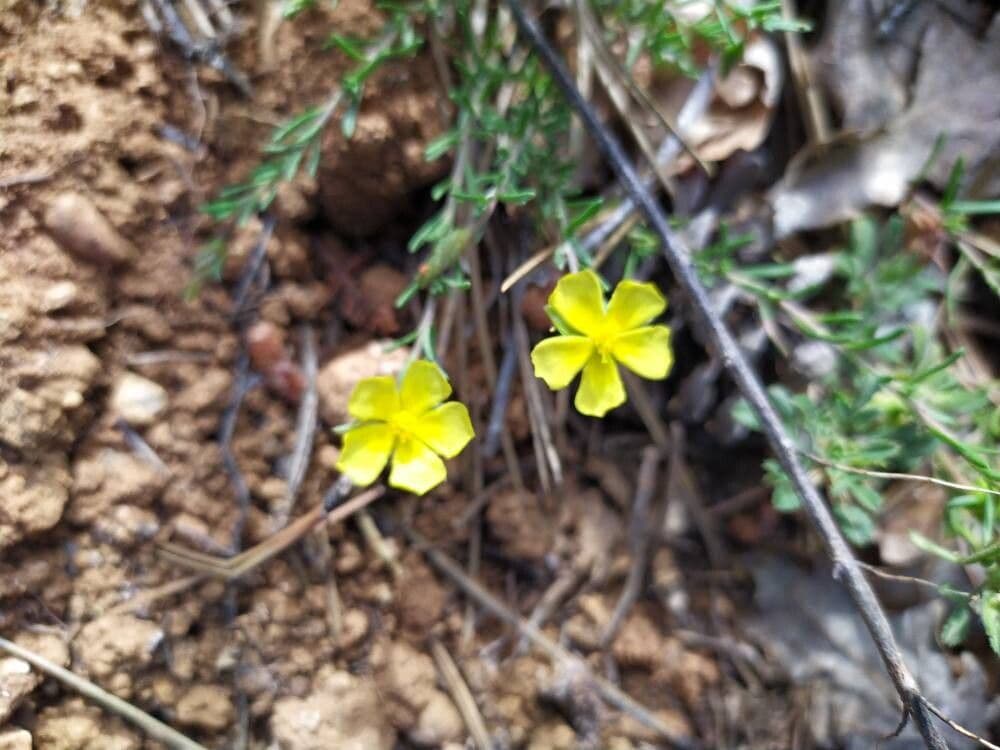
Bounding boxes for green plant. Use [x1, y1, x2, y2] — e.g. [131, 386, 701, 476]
[192, 0, 791, 305]
[720, 214, 1000, 650]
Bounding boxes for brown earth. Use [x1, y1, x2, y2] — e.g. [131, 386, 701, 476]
[0, 2, 727, 748]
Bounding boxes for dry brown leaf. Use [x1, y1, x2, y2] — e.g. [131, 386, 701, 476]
[649, 34, 782, 169]
[771, 6, 1000, 237]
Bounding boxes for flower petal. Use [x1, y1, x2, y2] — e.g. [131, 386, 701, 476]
[575, 354, 626, 417]
[413, 402, 475, 458]
[605, 279, 667, 331]
[530, 335, 594, 390]
[336, 423, 395, 486]
[347, 376, 400, 421]
[389, 436, 448, 495]
[611, 325, 674, 380]
[399, 360, 452, 414]
[548, 269, 605, 334]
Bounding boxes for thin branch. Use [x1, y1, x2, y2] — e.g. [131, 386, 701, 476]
[115, 418, 171, 476]
[231, 216, 275, 319]
[271, 325, 319, 528]
[857, 561, 971, 600]
[430, 638, 493, 750]
[158, 485, 383, 579]
[218, 353, 260, 554]
[924, 700, 1000, 750]
[600, 446, 661, 648]
[0, 637, 208, 750]
[502, 3, 948, 748]
[804, 451, 1000, 498]
[0, 170, 53, 189]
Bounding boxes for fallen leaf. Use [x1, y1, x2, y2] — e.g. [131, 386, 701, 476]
[770, 7, 1000, 237]
[653, 34, 783, 169]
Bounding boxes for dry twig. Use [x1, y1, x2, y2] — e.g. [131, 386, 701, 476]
[158, 486, 384, 579]
[271, 325, 319, 528]
[601, 446, 662, 648]
[430, 638, 493, 749]
[0, 636, 208, 750]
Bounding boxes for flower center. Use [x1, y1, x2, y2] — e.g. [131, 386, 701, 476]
[590, 325, 616, 362]
[388, 409, 421, 440]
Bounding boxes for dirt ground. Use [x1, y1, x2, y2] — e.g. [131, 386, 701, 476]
[0, 1, 994, 749]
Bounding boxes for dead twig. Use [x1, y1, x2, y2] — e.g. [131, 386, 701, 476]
[126, 350, 213, 366]
[115, 418, 171, 476]
[145, 0, 251, 96]
[0, 636, 208, 750]
[504, 3, 948, 747]
[103, 575, 206, 620]
[482, 341, 519, 459]
[857, 561, 972, 600]
[923, 700, 1000, 750]
[403, 524, 700, 750]
[601, 446, 661, 648]
[218, 353, 260, 554]
[804, 451, 1000, 498]
[472, 235, 525, 490]
[517, 563, 589, 655]
[623, 373, 670, 451]
[0, 171, 53, 189]
[231, 216, 275, 319]
[158, 486, 384, 579]
[357, 510, 402, 579]
[271, 325, 319, 529]
[430, 638, 493, 750]
[780, 0, 830, 144]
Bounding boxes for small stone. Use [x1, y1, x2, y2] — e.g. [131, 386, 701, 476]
[70, 449, 167, 523]
[412, 692, 464, 746]
[110, 373, 167, 426]
[174, 368, 231, 412]
[35, 701, 141, 749]
[43, 192, 137, 265]
[91, 505, 160, 546]
[41, 281, 78, 312]
[74, 614, 163, 679]
[396, 561, 447, 632]
[0, 728, 32, 750]
[0, 458, 70, 550]
[246, 321, 288, 372]
[337, 609, 369, 651]
[175, 684, 235, 732]
[0, 658, 37, 724]
[271, 668, 395, 750]
[335, 541, 364, 575]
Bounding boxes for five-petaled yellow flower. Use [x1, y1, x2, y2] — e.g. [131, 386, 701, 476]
[531, 269, 673, 417]
[336, 360, 474, 495]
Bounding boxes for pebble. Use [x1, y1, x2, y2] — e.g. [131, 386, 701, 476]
[0, 728, 32, 750]
[412, 692, 465, 746]
[175, 684, 235, 732]
[40, 281, 78, 312]
[110, 373, 168, 426]
[43, 192, 137, 265]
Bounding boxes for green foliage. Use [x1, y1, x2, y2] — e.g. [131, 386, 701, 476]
[721, 215, 1000, 651]
[189, 8, 423, 295]
[594, 0, 806, 75]
[193, 0, 788, 299]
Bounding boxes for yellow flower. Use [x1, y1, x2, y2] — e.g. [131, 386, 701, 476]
[336, 360, 474, 495]
[530, 269, 673, 417]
